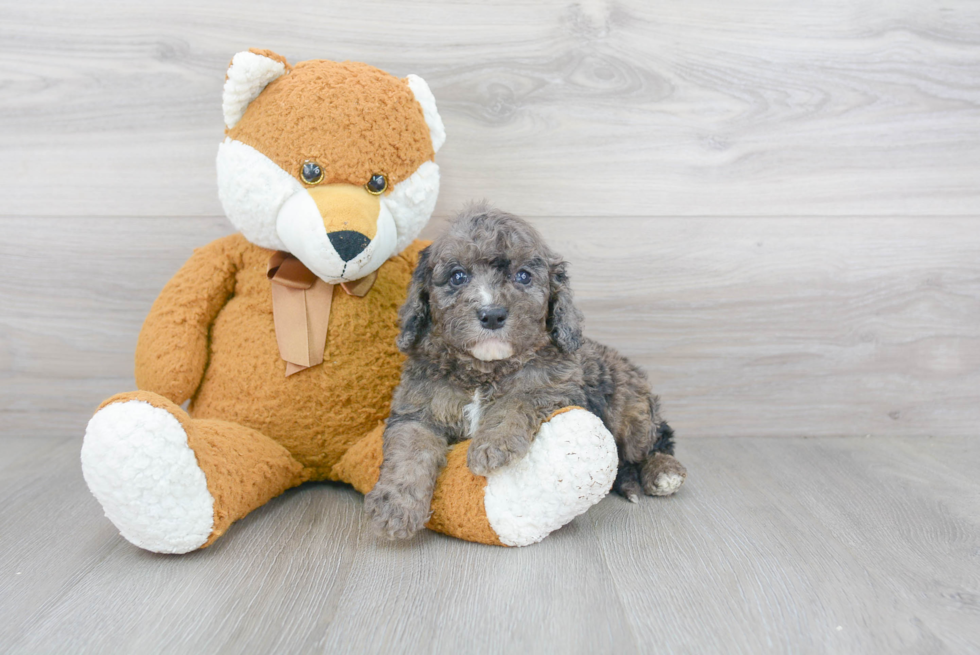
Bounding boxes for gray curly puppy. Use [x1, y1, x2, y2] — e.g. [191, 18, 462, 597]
[365, 203, 687, 539]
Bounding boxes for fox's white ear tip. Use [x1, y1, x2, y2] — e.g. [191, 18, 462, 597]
[222, 51, 287, 130]
[406, 74, 446, 153]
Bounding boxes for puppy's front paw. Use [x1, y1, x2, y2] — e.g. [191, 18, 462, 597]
[640, 453, 687, 497]
[364, 484, 431, 540]
[467, 435, 530, 476]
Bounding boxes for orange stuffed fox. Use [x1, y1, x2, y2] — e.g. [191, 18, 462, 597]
[80, 49, 618, 553]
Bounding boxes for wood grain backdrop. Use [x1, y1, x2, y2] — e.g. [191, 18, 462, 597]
[1, 0, 979, 439]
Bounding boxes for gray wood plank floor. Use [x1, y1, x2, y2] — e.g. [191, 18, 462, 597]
[2, 435, 978, 653]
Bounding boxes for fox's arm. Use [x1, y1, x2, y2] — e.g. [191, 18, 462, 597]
[135, 234, 244, 404]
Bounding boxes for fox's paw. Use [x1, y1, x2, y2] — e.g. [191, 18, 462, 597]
[482, 408, 618, 546]
[82, 398, 215, 554]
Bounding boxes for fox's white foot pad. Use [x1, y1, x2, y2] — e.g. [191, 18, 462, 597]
[484, 409, 618, 547]
[81, 400, 215, 554]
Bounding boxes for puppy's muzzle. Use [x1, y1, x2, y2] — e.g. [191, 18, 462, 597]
[478, 305, 508, 330]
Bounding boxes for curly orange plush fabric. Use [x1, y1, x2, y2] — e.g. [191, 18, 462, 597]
[333, 426, 503, 545]
[136, 234, 422, 478]
[97, 389, 309, 547]
[81, 51, 523, 552]
[105, 229, 468, 544]
[117, 233, 512, 548]
[227, 59, 435, 188]
[82, 51, 619, 554]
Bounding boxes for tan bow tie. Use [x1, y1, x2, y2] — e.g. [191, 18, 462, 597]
[267, 252, 377, 377]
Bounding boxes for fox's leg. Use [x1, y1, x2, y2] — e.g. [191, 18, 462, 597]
[333, 407, 618, 546]
[82, 391, 308, 553]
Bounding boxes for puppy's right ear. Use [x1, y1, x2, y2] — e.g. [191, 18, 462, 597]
[548, 260, 584, 353]
[396, 247, 433, 352]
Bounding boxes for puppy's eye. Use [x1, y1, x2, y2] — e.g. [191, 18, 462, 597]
[449, 269, 469, 287]
[301, 161, 324, 185]
[365, 174, 388, 195]
[515, 270, 532, 285]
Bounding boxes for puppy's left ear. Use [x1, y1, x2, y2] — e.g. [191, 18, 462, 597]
[397, 247, 433, 352]
[547, 260, 583, 353]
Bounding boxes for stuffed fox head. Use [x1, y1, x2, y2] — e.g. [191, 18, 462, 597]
[216, 49, 445, 283]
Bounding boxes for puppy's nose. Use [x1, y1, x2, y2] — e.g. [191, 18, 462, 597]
[478, 306, 508, 330]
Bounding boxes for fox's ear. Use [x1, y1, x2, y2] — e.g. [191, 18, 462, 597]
[405, 74, 446, 153]
[222, 49, 289, 129]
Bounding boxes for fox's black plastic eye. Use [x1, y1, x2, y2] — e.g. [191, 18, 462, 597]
[301, 161, 323, 185]
[365, 174, 388, 195]
[450, 268, 469, 287]
[515, 270, 532, 285]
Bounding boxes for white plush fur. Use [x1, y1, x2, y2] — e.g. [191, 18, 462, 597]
[483, 409, 618, 547]
[406, 75, 446, 153]
[216, 138, 298, 251]
[223, 51, 287, 129]
[81, 401, 214, 554]
[216, 137, 439, 281]
[216, 65, 442, 281]
[382, 160, 441, 254]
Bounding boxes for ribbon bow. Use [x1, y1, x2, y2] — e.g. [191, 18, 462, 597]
[267, 252, 377, 377]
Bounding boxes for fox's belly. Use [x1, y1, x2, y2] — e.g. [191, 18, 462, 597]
[189, 287, 405, 476]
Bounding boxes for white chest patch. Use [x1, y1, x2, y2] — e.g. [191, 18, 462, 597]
[463, 389, 483, 437]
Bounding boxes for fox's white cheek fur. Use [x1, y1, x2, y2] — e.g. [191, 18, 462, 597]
[382, 160, 440, 253]
[470, 340, 514, 361]
[216, 138, 298, 251]
[217, 138, 438, 282]
[275, 191, 346, 279]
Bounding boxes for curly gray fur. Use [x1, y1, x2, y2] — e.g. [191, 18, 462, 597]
[364, 203, 686, 540]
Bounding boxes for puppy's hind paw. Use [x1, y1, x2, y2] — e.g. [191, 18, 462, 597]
[612, 462, 643, 503]
[641, 453, 687, 497]
[364, 485, 431, 540]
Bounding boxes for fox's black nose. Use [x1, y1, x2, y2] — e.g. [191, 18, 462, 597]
[478, 306, 508, 330]
[328, 230, 370, 262]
